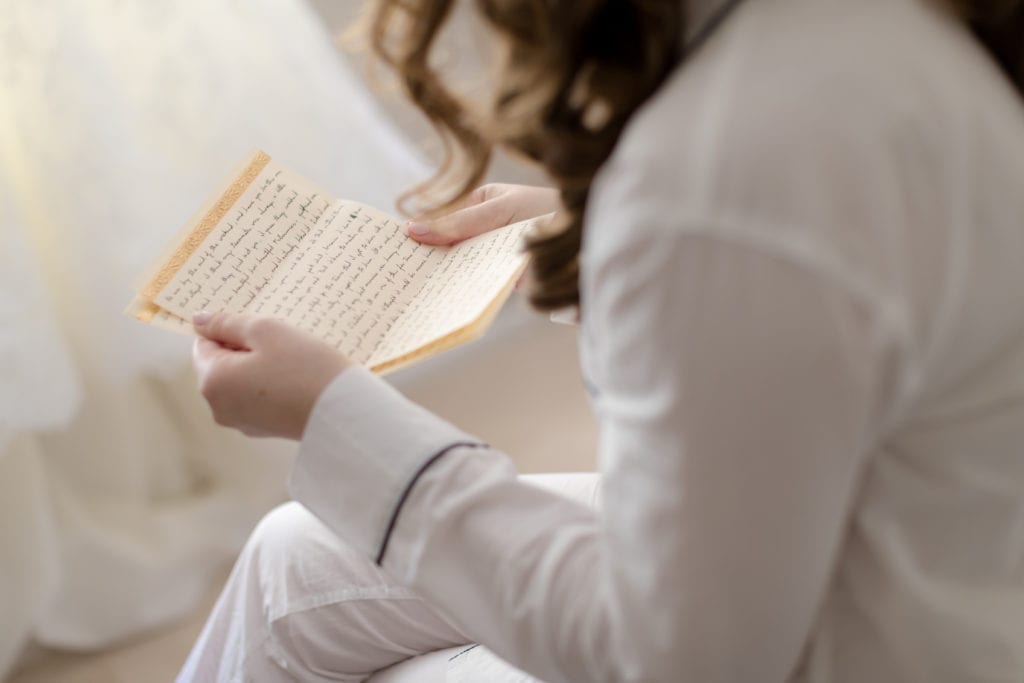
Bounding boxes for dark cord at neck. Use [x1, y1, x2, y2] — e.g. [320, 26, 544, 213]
[680, 0, 748, 60]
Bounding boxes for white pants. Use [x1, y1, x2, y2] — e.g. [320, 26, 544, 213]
[178, 473, 601, 682]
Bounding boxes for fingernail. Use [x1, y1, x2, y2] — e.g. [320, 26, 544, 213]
[192, 311, 213, 326]
[406, 221, 430, 236]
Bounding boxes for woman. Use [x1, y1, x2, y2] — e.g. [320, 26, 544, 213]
[181, 0, 1024, 680]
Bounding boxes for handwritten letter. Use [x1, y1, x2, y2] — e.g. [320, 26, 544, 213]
[252, 202, 442, 364]
[136, 152, 535, 371]
[153, 161, 330, 319]
[368, 219, 532, 365]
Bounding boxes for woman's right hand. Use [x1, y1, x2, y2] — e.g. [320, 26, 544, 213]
[404, 183, 560, 246]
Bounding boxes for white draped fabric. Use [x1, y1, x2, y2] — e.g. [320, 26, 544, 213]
[0, 0, 426, 676]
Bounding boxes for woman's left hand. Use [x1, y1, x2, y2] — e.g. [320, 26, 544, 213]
[191, 311, 350, 440]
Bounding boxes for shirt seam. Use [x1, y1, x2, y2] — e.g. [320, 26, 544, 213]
[586, 223, 922, 442]
[600, 221, 917, 369]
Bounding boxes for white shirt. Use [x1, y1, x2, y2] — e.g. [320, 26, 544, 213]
[290, 0, 1024, 680]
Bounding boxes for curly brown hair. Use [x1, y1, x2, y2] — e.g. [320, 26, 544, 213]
[367, 0, 1022, 311]
[956, 1, 1024, 82]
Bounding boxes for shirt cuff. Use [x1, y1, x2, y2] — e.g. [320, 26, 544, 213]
[289, 365, 484, 563]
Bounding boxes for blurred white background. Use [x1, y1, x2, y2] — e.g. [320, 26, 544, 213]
[0, 2, 595, 681]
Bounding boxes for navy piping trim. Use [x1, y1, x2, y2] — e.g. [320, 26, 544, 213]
[375, 441, 487, 565]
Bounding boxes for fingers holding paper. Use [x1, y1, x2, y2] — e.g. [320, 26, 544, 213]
[404, 183, 560, 246]
[192, 312, 350, 440]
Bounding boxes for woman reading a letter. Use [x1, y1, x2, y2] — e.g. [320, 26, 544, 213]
[180, 0, 1024, 680]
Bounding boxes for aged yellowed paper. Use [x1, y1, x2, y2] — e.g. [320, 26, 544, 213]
[127, 151, 534, 373]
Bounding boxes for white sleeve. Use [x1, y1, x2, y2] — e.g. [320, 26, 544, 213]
[290, 230, 901, 682]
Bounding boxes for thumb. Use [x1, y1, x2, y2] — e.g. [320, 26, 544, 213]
[406, 196, 511, 246]
[193, 310, 251, 350]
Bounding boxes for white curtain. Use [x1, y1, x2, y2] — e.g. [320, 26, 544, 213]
[0, 0, 426, 676]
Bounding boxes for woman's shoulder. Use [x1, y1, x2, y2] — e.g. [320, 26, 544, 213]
[589, 0, 1017, 272]
[585, 0, 1024, 415]
[603, 0, 991, 213]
